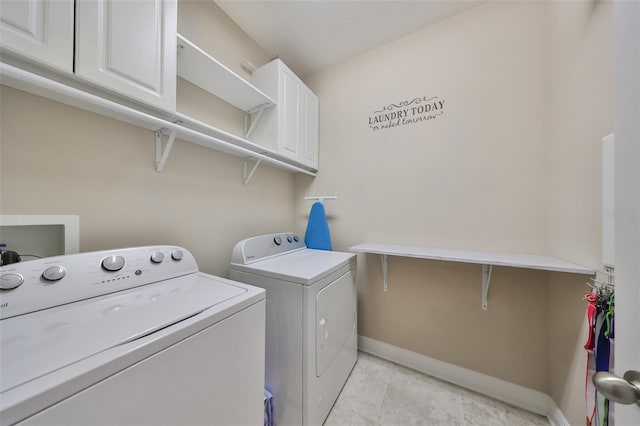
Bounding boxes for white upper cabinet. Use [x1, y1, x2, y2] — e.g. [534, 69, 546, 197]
[0, 0, 74, 73]
[281, 68, 300, 158]
[75, 0, 177, 113]
[1, 0, 177, 113]
[251, 59, 319, 170]
[0, 2, 315, 177]
[300, 86, 319, 167]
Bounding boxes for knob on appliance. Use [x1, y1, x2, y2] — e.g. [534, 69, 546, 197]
[150, 252, 165, 264]
[171, 250, 183, 261]
[273, 237, 282, 246]
[287, 236, 293, 243]
[293, 235, 299, 242]
[42, 266, 67, 281]
[0, 273, 24, 290]
[102, 255, 125, 272]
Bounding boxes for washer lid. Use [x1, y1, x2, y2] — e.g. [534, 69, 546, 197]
[0, 273, 246, 394]
[231, 249, 355, 285]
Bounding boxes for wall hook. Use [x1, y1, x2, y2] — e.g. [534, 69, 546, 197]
[304, 195, 337, 205]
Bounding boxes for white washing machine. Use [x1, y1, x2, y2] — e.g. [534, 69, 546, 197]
[0, 246, 265, 426]
[230, 233, 357, 426]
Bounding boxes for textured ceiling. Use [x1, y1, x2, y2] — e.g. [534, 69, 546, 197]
[215, 0, 481, 76]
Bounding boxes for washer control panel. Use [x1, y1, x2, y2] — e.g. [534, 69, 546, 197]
[231, 233, 305, 265]
[0, 246, 198, 320]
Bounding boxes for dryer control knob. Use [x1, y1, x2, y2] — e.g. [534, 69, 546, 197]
[42, 266, 66, 281]
[273, 237, 282, 246]
[0, 273, 24, 290]
[150, 252, 165, 264]
[287, 236, 293, 243]
[293, 235, 299, 242]
[102, 255, 125, 272]
[171, 250, 183, 261]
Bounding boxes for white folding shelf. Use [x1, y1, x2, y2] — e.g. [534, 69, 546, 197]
[350, 242, 594, 310]
[176, 34, 275, 114]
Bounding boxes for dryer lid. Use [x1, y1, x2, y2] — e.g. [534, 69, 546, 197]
[0, 273, 246, 394]
[231, 249, 355, 285]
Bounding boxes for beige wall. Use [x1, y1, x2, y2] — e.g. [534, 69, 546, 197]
[0, 0, 611, 422]
[359, 255, 550, 392]
[547, 273, 592, 425]
[546, 1, 613, 424]
[547, 0, 613, 267]
[296, 0, 551, 391]
[298, 0, 549, 254]
[296, 0, 611, 421]
[0, 0, 294, 277]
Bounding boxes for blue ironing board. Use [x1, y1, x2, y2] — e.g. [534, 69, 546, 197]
[304, 202, 332, 251]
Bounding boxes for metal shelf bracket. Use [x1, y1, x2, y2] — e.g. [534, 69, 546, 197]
[382, 254, 388, 292]
[243, 157, 262, 185]
[156, 129, 177, 172]
[482, 264, 493, 310]
[244, 103, 272, 139]
[378, 256, 492, 306]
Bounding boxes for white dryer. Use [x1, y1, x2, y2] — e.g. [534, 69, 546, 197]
[0, 246, 265, 425]
[230, 233, 357, 426]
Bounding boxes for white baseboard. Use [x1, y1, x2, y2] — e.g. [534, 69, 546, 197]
[357, 335, 570, 425]
[546, 398, 571, 426]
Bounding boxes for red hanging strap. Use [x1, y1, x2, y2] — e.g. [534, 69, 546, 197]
[584, 293, 597, 350]
[584, 293, 598, 425]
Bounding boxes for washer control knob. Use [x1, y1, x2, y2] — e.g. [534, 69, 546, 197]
[293, 235, 299, 242]
[0, 273, 24, 290]
[287, 236, 293, 243]
[150, 252, 165, 264]
[273, 237, 282, 246]
[102, 255, 125, 272]
[42, 266, 66, 281]
[171, 250, 183, 261]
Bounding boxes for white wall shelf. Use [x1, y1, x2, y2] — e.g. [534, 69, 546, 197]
[349, 242, 594, 310]
[176, 34, 275, 113]
[0, 62, 315, 181]
[173, 112, 317, 175]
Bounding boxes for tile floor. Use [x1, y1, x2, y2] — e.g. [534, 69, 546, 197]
[324, 352, 550, 426]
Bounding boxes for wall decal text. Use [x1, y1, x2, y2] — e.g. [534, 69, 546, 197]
[368, 96, 445, 131]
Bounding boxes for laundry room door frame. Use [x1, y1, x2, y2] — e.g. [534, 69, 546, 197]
[612, 0, 640, 424]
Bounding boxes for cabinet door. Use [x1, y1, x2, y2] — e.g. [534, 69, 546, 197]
[279, 67, 301, 160]
[0, 0, 74, 72]
[301, 87, 319, 169]
[75, 0, 177, 112]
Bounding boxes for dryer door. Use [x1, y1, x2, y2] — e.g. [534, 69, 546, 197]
[316, 270, 356, 377]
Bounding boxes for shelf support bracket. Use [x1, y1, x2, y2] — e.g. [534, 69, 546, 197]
[244, 107, 265, 139]
[244, 103, 272, 139]
[382, 254, 388, 292]
[243, 157, 262, 185]
[482, 264, 493, 310]
[155, 129, 177, 173]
